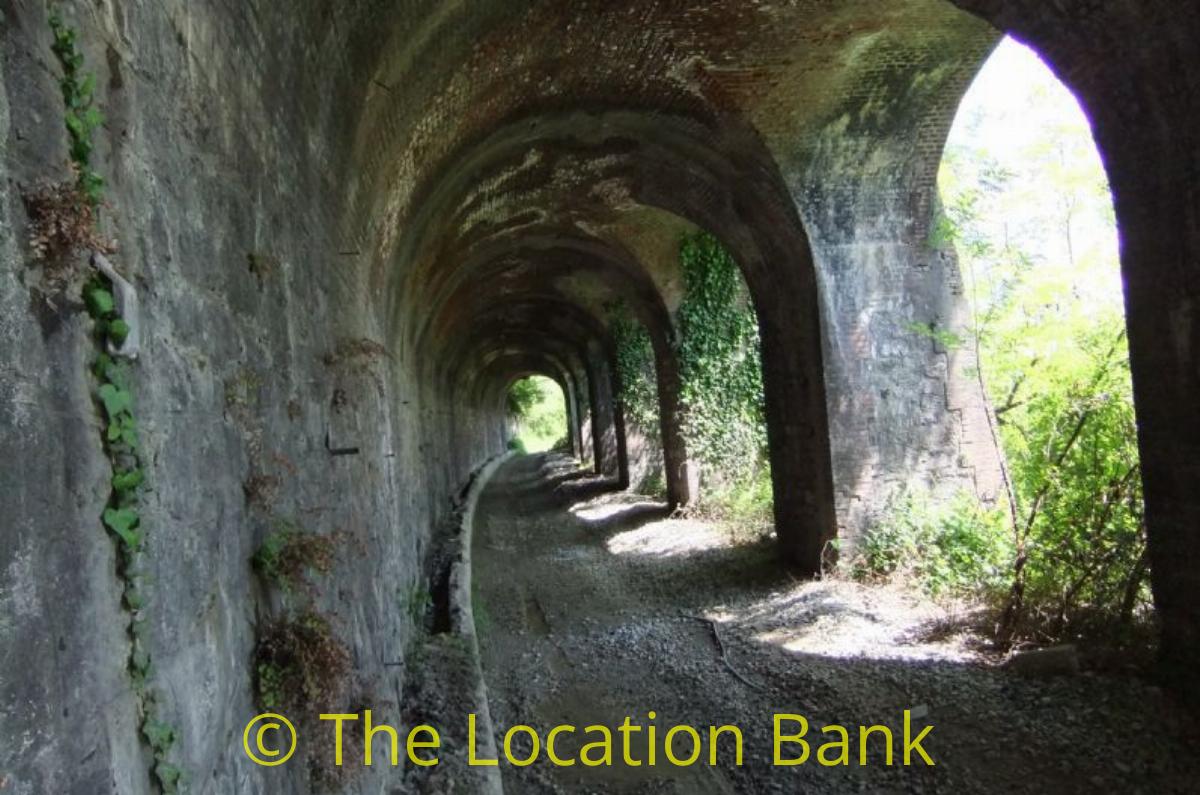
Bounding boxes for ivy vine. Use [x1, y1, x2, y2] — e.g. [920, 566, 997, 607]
[676, 233, 768, 484]
[609, 305, 659, 432]
[49, 11, 105, 205]
[50, 11, 184, 792]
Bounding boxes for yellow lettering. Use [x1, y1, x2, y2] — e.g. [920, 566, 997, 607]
[580, 725, 613, 767]
[860, 725, 894, 766]
[647, 712, 657, 767]
[709, 725, 743, 766]
[617, 717, 641, 767]
[468, 714, 498, 766]
[773, 714, 810, 766]
[903, 711, 935, 766]
[407, 725, 440, 767]
[664, 726, 701, 767]
[504, 725, 541, 767]
[546, 725, 576, 767]
[818, 725, 849, 767]
[363, 710, 398, 766]
[318, 713, 358, 767]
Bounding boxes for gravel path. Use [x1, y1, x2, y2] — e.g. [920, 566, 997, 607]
[472, 454, 1199, 794]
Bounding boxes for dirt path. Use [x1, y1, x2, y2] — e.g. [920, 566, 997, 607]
[472, 454, 1198, 794]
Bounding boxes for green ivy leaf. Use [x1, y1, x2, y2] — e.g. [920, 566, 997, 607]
[124, 580, 146, 610]
[97, 383, 132, 419]
[102, 507, 142, 550]
[77, 73, 96, 104]
[82, 105, 104, 131]
[155, 761, 183, 792]
[112, 468, 144, 494]
[85, 286, 115, 318]
[109, 318, 131, 345]
[143, 720, 178, 753]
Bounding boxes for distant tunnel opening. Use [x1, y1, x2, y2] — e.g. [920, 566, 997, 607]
[506, 375, 569, 454]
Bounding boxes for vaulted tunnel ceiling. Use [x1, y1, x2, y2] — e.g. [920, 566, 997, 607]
[313, 0, 1002, 417]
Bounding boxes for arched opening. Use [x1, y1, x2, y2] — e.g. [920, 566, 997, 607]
[859, 36, 1148, 649]
[505, 375, 570, 454]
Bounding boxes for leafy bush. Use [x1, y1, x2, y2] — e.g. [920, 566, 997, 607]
[856, 489, 1012, 599]
[935, 54, 1150, 644]
[694, 468, 775, 543]
[506, 437, 528, 454]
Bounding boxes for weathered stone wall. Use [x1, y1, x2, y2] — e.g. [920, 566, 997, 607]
[784, 12, 1006, 550]
[0, 2, 506, 792]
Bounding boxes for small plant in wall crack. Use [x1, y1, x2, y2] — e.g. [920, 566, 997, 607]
[49, 10, 106, 203]
[254, 610, 351, 715]
[252, 518, 342, 594]
[251, 520, 357, 787]
[86, 262, 184, 795]
[23, 167, 115, 275]
[24, 12, 114, 288]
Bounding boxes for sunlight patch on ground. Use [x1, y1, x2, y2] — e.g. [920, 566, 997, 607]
[605, 518, 734, 558]
[568, 484, 989, 662]
[569, 500, 656, 523]
[734, 581, 981, 664]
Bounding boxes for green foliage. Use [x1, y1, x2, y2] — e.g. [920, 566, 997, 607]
[676, 232, 769, 489]
[934, 43, 1148, 642]
[85, 277, 144, 558]
[700, 468, 775, 543]
[48, 11, 105, 205]
[506, 437, 528, 455]
[506, 378, 542, 416]
[507, 376, 567, 453]
[906, 320, 966, 351]
[857, 490, 1012, 599]
[610, 306, 659, 431]
[55, 18, 183, 788]
[256, 660, 287, 712]
[641, 469, 668, 500]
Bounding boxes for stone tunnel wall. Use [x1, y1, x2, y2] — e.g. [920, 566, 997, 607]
[0, 2, 507, 792]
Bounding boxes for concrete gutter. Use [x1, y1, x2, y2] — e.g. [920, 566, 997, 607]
[450, 451, 512, 795]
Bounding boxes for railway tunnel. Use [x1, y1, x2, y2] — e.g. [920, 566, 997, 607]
[1, 0, 1198, 792]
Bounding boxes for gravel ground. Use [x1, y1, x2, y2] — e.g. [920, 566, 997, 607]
[472, 454, 1199, 794]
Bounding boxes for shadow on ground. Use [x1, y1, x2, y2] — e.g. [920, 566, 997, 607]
[470, 453, 1200, 794]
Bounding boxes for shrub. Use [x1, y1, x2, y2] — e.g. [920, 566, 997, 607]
[694, 467, 775, 543]
[855, 489, 1012, 599]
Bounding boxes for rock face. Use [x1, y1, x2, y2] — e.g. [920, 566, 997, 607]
[0, 0, 1197, 792]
